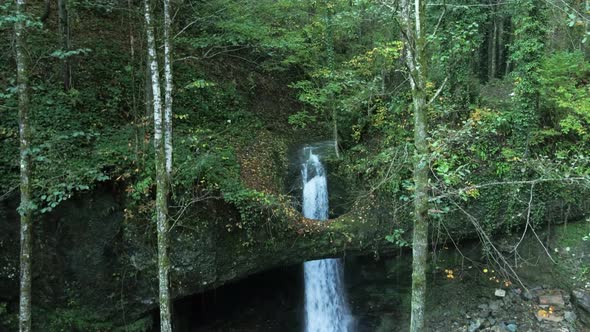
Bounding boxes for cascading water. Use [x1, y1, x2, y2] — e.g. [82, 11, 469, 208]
[302, 146, 353, 332]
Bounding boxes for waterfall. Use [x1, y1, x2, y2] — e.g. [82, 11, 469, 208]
[302, 146, 353, 332]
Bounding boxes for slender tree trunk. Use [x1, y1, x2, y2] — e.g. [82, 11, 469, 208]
[40, 0, 51, 24]
[505, 17, 512, 76]
[498, 18, 505, 78]
[585, 0, 590, 58]
[489, 18, 497, 80]
[58, 0, 72, 90]
[324, 0, 339, 158]
[144, 59, 153, 164]
[399, 0, 429, 330]
[163, 0, 173, 176]
[15, 1, 33, 331]
[143, 1, 172, 331]
[128, 0, 138, 158]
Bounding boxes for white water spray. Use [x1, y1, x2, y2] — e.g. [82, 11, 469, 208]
[302, 146, 353, 332]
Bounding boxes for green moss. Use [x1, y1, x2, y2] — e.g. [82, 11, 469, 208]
[554, 220, 590, 248]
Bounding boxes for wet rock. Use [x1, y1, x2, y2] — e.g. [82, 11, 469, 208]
[489, 322, 508, 332]
[495, 289, 507, 298]
[483, 325, 506, 332]
[523, 286, 543, 301]
[571, 289, 590, 313]
[489, 300, 502, 312]
[503, 294, 512, 306]
[506, 323, 517, 332]
[468, 318, 483, 332]
[478, 303, 489, 311]
[487, 317, 496, 326]
[539, 290, 565, 308]
[522, 290, 534, 301]
[564, 310, 576, 323]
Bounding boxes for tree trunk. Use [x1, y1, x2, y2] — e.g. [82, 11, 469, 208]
[489, 18, 497, 80]
[163, 0, 173, 176]
[324, 0, 339, 158]
[58, 0, 72, 90]
[585, 0, 590, 58]
[15, 0, 33, 331]
[498, 18, 505, 78]
[399, 0, 429, 330]
[144, 59, 153, 164]
[505, 17, 512, 76]
[143, 1, 172, 331]
[40, 0, 51, 24]
[128, 0, 139, 160]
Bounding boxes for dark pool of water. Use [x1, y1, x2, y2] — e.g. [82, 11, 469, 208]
[172, 253, 414, 332]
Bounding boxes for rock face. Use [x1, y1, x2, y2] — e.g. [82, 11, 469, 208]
[0, 185, 400, 329]
[0, 162, 589, 330]
[572, 289, 590, 325]
[572, 289, 590, 313]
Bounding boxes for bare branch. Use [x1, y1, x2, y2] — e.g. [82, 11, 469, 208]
[431, 177, 588, 202]
[427, 77, 448, 106]
[168, 191, 220, 232]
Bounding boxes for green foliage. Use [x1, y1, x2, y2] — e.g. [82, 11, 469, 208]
[539, 52, 590, 140]
[292, 41, 403, 144]
[507, 0, 548, 145]
[0, 1, 42, 29]
[112, 317, 153, 332]
[385, 228, 409, 247]
[44, 307, 114, 332]
[0, 302, 16, 330]
[288, 111, 317, 128]
[185, 79, 216, 90]
[37, 304, 152, 332]
[50, 48, 92, 60]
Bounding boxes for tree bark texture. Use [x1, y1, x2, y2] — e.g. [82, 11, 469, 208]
[489, 19, 498, 80]
[143, 1, 172, 331]
[163, 0, 173, 176]
[498, 18, 505, 77]
[504, 17, 512, 76]
[399, 0, 429, 330]
[15, 0, 33, 331]
[323, 1, 340, 158]
[58, 0, 72, 90]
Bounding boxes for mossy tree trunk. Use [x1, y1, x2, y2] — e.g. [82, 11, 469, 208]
[58, 0, 72, 90]
[323, 0, 339, 158]
[143, 0, 172, 330]
[15, 0, 33, 330]
[489, 17, 498, 80]
[498, 17, 505, 77]
[163, 0, 173, 176]
[399, 0, 429, 330]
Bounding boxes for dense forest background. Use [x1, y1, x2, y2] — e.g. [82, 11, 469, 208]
[1, 0, 590, 331]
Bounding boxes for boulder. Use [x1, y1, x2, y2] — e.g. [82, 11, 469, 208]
[538, 290, 565, 308]
[572, 289, 590, 313]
